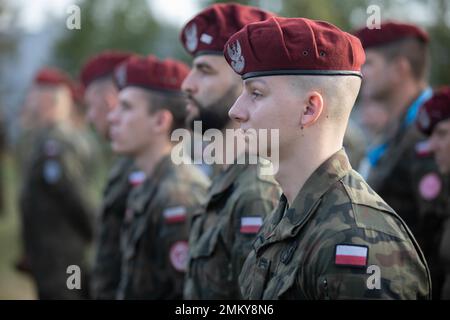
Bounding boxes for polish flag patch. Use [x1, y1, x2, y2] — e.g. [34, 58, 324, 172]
[128, 171, 146, 187]
[415, 141, 432, 157]
[240, 217, 263, 234]
[163, 206, 187, 224]
[335, 244, 368, 267]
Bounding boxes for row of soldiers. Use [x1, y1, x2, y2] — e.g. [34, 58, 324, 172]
[16, 3, 449, 300]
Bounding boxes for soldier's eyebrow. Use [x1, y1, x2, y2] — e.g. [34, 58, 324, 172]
[194, 61, 215, 72]
[120, 99, 133, 109]
[244, 79, 268, 88]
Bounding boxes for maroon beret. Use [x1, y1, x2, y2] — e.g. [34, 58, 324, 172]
[224, 17, 365, 80]
[34, 67, 77, 100]
[113, 55, 190, 93]
[417, 86, 450, 136]
[180, 3, 274, 57]
[354, 21, 429, 49]
[80, 51, 133, 87]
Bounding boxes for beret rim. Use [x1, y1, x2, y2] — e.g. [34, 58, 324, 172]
[194, 50, 224, 57]
[116, 83, 185, 96]
[242, 69, 363, 80]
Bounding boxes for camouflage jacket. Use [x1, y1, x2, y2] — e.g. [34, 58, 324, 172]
[239, 149, 431, 300]
[91, 156, 135, 299]
[366, 113, 446, 239]
[20, 124, 96, 299]
[366, 112, 446, 298]
[184, 161, 281, 299]
[117, 155, 210, 299]
[438, 176, 450, 298]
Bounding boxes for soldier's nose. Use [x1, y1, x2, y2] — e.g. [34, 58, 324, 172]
[229, 97, 248, 123]
[181, 73, 197, 95]
[107, 107, 120, 125]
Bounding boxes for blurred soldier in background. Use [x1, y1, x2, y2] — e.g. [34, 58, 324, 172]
[19, 67, 96, 299]
[80, 51, 134, 299]
[343, 120, 366, 169]
[180, 3, 281, 300]
[109, 55, 210, 299]
[70, 81, 104, 209]
[0, 110, 5, 216]
[358, 98, 390, 145]
[355, 22, 446, 298]
[416, 86, 450, 299]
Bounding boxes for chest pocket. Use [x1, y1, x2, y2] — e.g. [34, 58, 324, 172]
[248, 256, 271, 299]
[262, 239, 301, 299]
[122, 194, 155, 261]
[189, 219, 222, 259]
[103, 178, 130, 213]
[188, 213, 235, 298]
[123, 214, 145, 261]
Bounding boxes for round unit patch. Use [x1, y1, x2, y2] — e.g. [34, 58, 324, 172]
[169, 241, 189, 272]
[419, 173, 442, 200]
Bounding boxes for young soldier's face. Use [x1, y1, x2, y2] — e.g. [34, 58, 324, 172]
[229, 76, 300, 155]
[85, 80, 118, 139]
[108, 87, 156, 156]
[361, 50, 396, 101]
[182, 55, 242, 131]
[428, 119, 450, 174]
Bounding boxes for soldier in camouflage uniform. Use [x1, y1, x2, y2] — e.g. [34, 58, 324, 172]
[109, 55, 210, 299]
[354, 22, 446, 298]
[179, 4, 281, 299]
[20, 68, 95, 299]
[80, 51, 135, 299]
[416, 86, 450, 299]
[226, 17, 431, 299]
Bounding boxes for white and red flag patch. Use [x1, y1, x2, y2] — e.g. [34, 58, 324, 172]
[128, 171, 146, 187]
[415, 140, 432, 157]
[240, 217, 263, 234]
[335, 244, 368, 267]
[163, 206, 187, 224]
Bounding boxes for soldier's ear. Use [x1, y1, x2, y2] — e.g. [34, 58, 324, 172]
[153, 109, 173, 134]
[299, 91, 323, 128]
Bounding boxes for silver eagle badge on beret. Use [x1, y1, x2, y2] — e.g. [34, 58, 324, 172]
[227, 40, 245, 73]
[115, 64, 127, 89]
[185, 23, 198, 52]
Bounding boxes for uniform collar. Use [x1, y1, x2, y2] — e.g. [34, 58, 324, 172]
[257, 149, 352, 248]
[206, 159, 250, 202]
[127, 154, 173, 215]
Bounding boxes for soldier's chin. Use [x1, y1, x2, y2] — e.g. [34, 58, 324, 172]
[111, 141, 130, 155]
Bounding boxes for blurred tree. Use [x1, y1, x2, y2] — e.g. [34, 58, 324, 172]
[53, 0, 186, 77]
[0, 0, 19, 214]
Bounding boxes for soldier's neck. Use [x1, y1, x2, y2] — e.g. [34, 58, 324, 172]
[276, 143, 342, 206]
[218, 121, 242, 171]
[384, 81, 427, 123]
[135, 142, 172, 177]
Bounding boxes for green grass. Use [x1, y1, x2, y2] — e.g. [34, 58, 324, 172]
[0, 152, 36, 299]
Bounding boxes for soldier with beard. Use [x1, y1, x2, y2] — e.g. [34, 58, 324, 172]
[180, 3, 281, 299]
[80, 51, 135, 299]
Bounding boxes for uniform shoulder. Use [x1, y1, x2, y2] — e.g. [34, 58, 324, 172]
[234, 162, 280, 189]
[159, 162, 210, 198]
[231, 163, 281, 203]
[339, 170, 408, 241]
